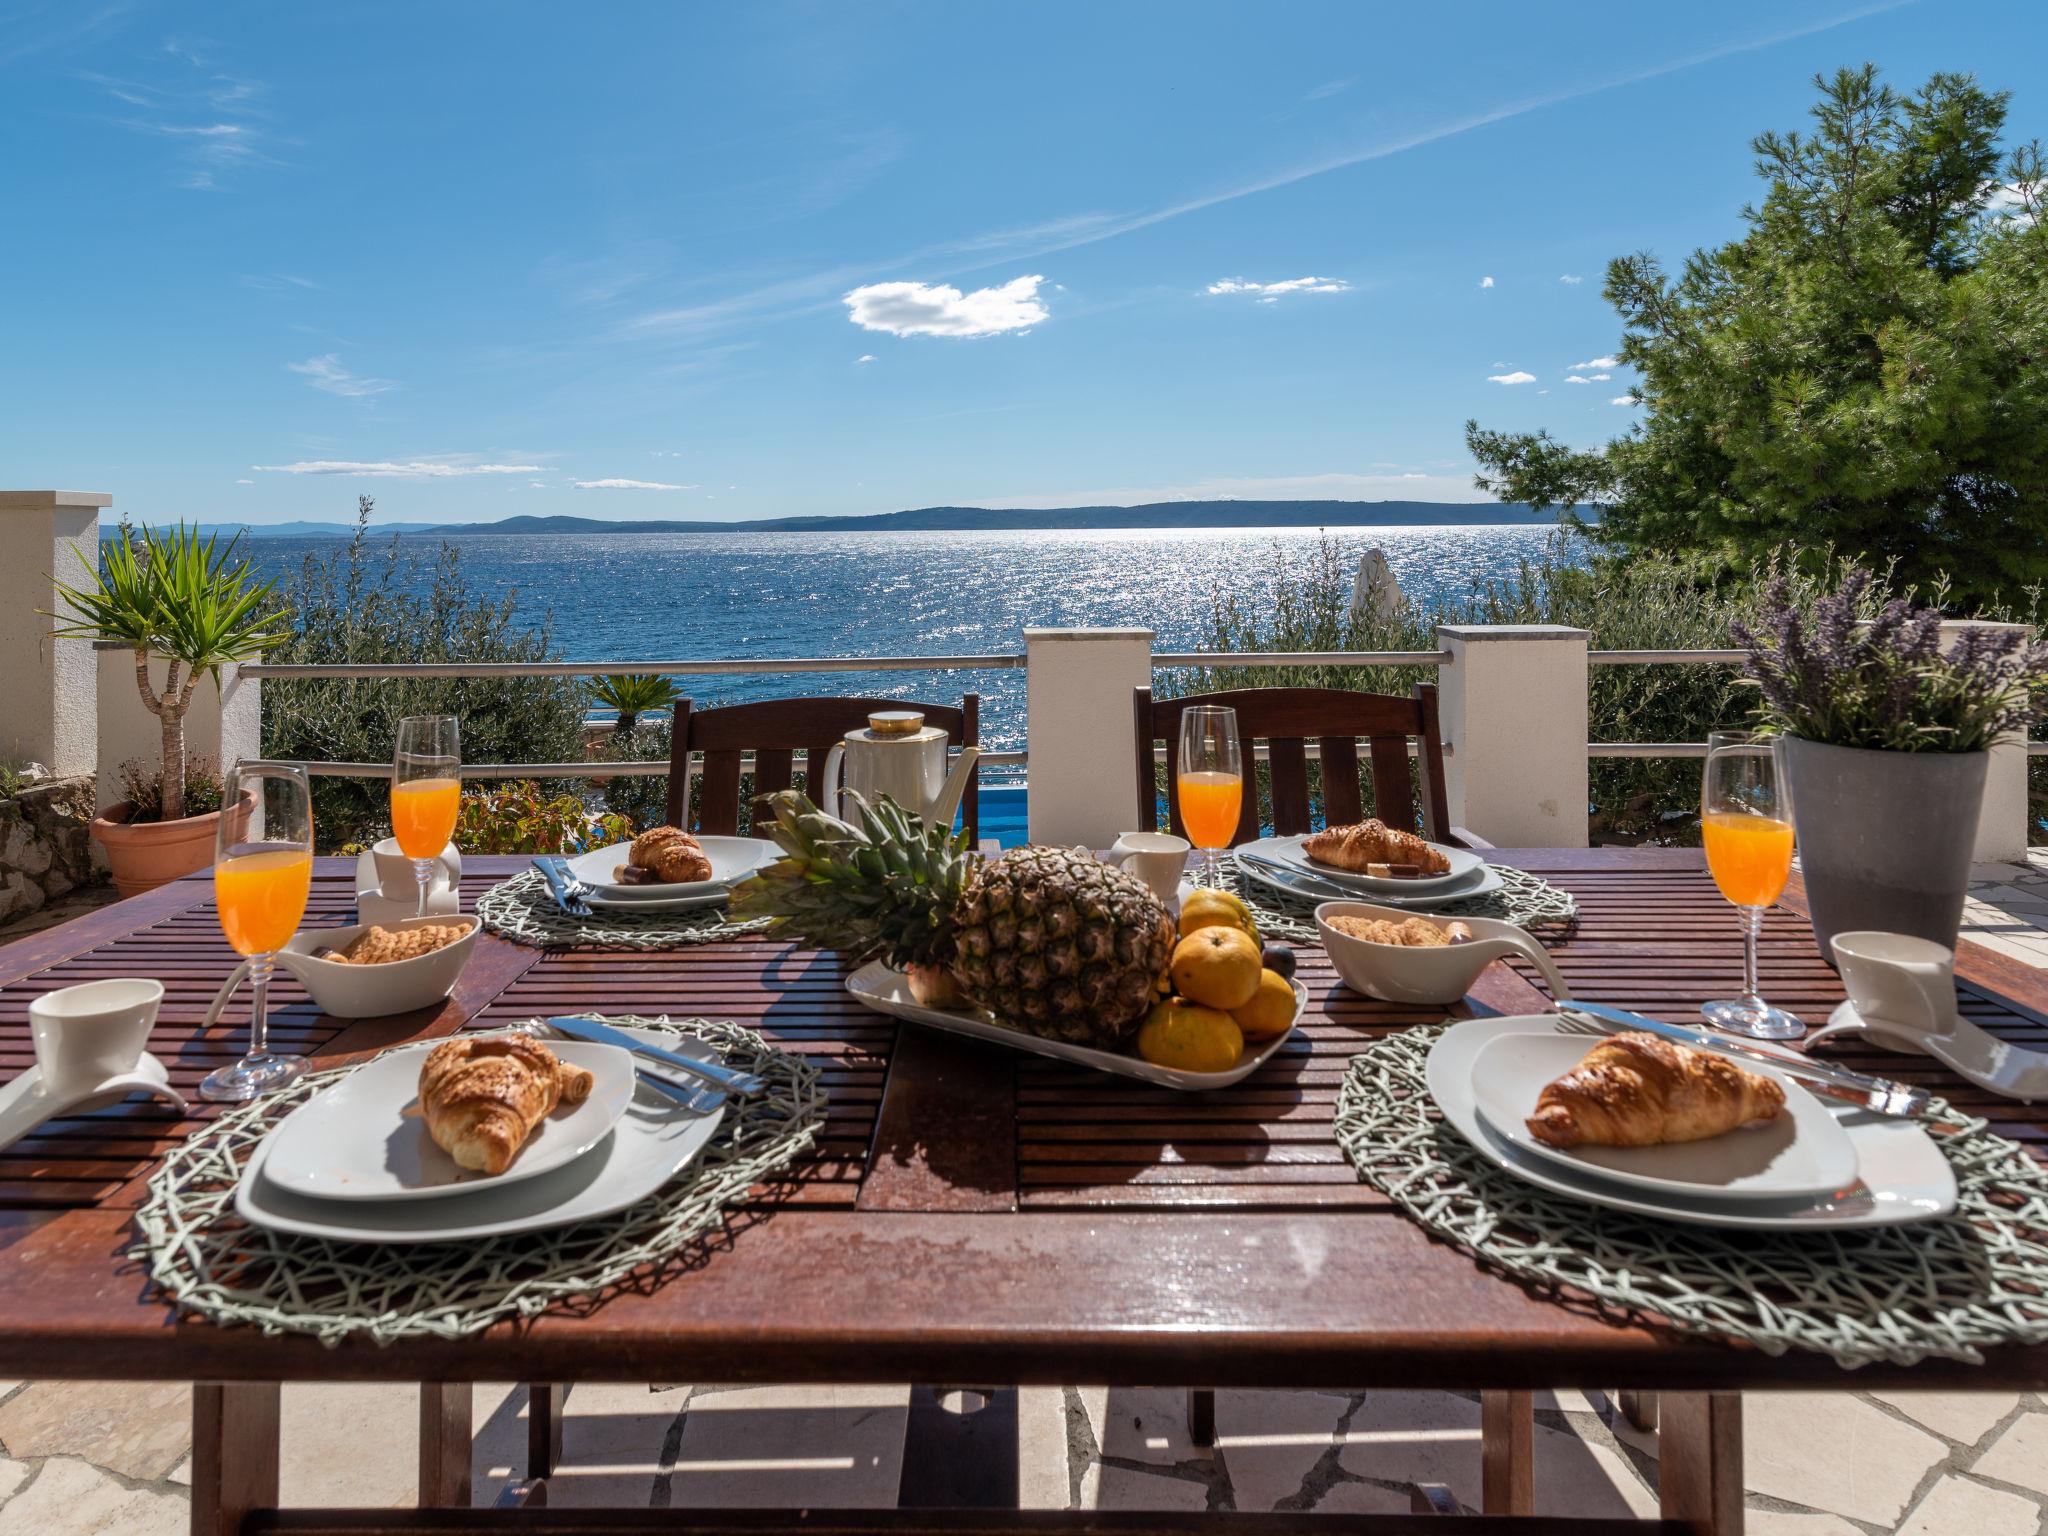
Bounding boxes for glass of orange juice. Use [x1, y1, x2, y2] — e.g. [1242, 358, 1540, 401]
[392, 715, 461, 917]
[203, 762, 313, 1102]
[1700, 729, 1802, 1039]
[1176, 705, 1243, 876]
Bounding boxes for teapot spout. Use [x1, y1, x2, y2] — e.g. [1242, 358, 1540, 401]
[931, 745, 982, 833]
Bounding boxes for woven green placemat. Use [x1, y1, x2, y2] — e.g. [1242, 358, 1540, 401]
[1334, 1025, 2048, 1368]
[476, 869, 775, 950]
[132, 1017, 824, 1347]
[1194, 853, 1578, 944]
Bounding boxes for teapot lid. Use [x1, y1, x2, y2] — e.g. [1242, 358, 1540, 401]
[866, 710, 925, 738]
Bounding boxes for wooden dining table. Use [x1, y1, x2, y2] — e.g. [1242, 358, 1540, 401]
[1, 847, 2046, 1536]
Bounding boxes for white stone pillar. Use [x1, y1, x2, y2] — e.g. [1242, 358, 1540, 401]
[1436, 624, 1590, 847]
[95, 650, 262, 812]
[0, 491, 108, 778]
[1939, 620, 2032, 864]
[1024, 627, 1154, 848]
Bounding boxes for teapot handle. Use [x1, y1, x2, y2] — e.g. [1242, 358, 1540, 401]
[817, 742, 845, 818]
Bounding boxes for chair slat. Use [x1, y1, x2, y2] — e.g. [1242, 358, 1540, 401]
[1368, 735, 1415, 832]
[1319, 737, 1364, 826]
[1267, 738, 1311, 835]
[697, 750, 745, 836]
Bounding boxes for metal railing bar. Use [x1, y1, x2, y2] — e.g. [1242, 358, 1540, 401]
[242, 655, 1026, 681]
[1152, 651, 1450, 668]
[1589, 649, 1748, 665]
[241, 749, 1027, 782]
[1587, 743, 1711, 759]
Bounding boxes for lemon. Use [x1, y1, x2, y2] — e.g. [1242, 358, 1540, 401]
[1178, 888, 1261, 946]
[1231, 968, 1297, 1040]
[1169, 926, 1264, 1010]
[1137, 998, 1245, 1073]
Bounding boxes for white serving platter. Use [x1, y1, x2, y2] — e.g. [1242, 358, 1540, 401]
[1241, 855, 1504, 911]
[236, 1028, 727, 1243]
[1241, 833, 1484, 894]
[1468, 1031, 1859, 1202]
[1426, 1015, 1955, 1231]
[847, 960, 1303, 1090]
[258, 1038, 636, 1202]
[564, 835, 779, 906]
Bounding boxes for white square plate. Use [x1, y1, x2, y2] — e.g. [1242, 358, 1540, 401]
[563, 836, 779, 903]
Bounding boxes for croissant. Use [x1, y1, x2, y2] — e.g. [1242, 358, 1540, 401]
[1525, 1032, 1785, 1149]
[629, 826, 714, 884]
[418, 1035, 595, 1175]
[1302, 819, 1450, 875]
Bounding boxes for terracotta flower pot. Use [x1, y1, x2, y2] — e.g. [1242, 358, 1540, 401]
[91, 791, 256, 900]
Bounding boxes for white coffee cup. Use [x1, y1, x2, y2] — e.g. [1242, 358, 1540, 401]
[1830, 930, 1958, 1047]
[1108, 831, 1191, 903]
[28, 978, 163, 1096]
[360, 837, 462, 924]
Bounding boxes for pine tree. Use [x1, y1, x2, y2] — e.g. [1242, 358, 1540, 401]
[1467, 66, 2048, 608]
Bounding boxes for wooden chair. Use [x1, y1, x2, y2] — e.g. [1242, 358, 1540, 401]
[1131, 682, 1469, 847]
[663, 694, 980, 840]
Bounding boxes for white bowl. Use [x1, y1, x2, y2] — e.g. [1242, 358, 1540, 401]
[277, 914, 480, 1019]
[1314, 901, 1571, 1007]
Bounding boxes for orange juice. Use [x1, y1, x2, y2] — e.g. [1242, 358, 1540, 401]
[214, 849, 312, 956]
[1178, 770, 1244, 849]
[1702, 811, 1794, 908]
[391, 777, 461, 858]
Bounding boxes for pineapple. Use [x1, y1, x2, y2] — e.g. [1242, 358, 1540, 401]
[732, 790, 1176, 1047]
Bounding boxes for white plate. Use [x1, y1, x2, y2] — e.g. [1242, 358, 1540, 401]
[1242, 833, 1483, 894]
[847, 961, 1303, 1090]
[236, 1029, 727, 1243]
[1426, 1015, 1955, 1230]
[1469, 1032, 1859, 1202]
[1242, 856, 1504, 910]
[258, 1038, 636, 1202]
[564, 836, 778, 904]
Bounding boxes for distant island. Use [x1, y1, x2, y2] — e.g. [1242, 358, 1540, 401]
[130, 499, 1574, 539]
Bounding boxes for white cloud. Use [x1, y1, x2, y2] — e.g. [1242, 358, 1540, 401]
[234, 478, 252, 484]
[1572, 355, 1619, 369]
[1206, 275, 1351, 303]
[1984, 181, 2039, 224]
[1478, 275, 1495, 288]
[844, 274, 1046, 337]
[242, 273, 320, 293]
[1558, 274, 1583, 284]
[856, 353, 877, 363]
[1304, 77, 1355, 101]
[1563, 373, 1611, 384]
[251, 459, 544, 478]
[570, 478, 693, 491]
[1486, 370, 1536, 385]
[528, 480, 547, 488]
[288, 354, 394, 398]
[1610, 395, 1637, 406]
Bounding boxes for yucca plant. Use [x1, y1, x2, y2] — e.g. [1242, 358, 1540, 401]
[589, 673, 681, 737]
[47, 523, 291, 822]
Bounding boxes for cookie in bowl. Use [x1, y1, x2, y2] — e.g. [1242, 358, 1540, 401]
[276, 914, 481, 1018]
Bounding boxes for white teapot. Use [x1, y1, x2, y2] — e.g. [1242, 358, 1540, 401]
[817, 710, 980, 832]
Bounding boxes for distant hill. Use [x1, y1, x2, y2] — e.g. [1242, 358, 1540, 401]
[99, 519, 442, 539]
[105, 499, 1577, 540]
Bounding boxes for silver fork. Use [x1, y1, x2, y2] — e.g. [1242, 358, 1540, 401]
[507, 1018, 725, 1114]
[535, 855, 596, 917]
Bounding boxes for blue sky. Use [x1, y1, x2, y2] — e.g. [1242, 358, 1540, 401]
[4, 0, 2042, 525]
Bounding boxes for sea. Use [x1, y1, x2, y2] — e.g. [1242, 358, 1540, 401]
[246, 524, 1563, 753]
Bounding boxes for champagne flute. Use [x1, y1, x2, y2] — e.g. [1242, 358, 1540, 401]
[391, 715, 461, 917]
[204, 762, 312, 1102]
[1700, 729, 1802, 1039]
[1176, 705, 1244, 877]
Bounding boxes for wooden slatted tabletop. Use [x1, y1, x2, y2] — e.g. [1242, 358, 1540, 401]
[0, 848, 2045, 1402]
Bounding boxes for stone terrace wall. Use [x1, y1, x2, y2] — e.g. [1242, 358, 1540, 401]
[0, 775, 100, 925]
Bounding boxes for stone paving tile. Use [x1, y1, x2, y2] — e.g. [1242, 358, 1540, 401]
[1743, 1393, 1947, 1527]
[539, 1383, 693, 1509]
[1089, 1387, 1197, 1468]
[1967, 1409, 2048, 1497]
[1209, 1389, 1356, 1511]
[0, 1460, 25, 1506]
[0, 1380, 191, 1482]
[1744, 1513, 1864, 1536]
[280, 1383, 417, 1508]
[1532, 1422, 1656, 1520]
[1091, 1463, 1211, 1511]
[1332, 1393, 1484, 1513]
[1868, 1390, 2019, 1447]
[1896, 1474, 2041, 1536]
[660, 1384, 906, 1509]
[1016, 1388, 1073, 1510]
[1314, 1480, 1414, 1516]
[0, 1457, 183, 1535]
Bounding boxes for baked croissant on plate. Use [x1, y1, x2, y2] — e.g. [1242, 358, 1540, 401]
[1302, 818, 1451, 875]
[618, 826, 714, 884]
[1525, 1032, 1785, 1149]
[418, 1034, 595, 1175]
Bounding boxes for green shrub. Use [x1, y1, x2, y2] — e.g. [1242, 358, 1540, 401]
[260, 499, 589, 852]
[454, 781, 629, 855]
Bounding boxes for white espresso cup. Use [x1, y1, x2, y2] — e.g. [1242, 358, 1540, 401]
[1830, 930, 1958, 1047]
[28, 978, 163, 1096]
[1108, 831, 1191, 903]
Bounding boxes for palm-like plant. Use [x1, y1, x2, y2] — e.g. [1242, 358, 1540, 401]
[588, 673, 681, 737]
[47, 524, 292, 822]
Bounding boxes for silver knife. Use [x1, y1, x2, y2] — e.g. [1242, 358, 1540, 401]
[1558, 1001, 1930, 1118]
[548, 1015, 768, 1098]
[1232, 851, 1358, 900]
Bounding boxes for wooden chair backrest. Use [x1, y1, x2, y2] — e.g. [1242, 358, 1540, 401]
[666, 694, 979, 840]
[1131, 683, 1454, 846]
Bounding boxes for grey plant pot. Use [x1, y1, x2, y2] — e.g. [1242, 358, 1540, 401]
[1778, 736, 1987, 960]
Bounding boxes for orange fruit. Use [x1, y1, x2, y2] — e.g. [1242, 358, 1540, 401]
[1178, 888, 1260, 945]
[1232, 968, 1297, 1040]
[1137, 998, 1244, 1073]
[1169, 926, 1263, 1010]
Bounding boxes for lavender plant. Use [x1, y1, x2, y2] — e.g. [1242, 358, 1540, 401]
[1734, 571, 2047, 753]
